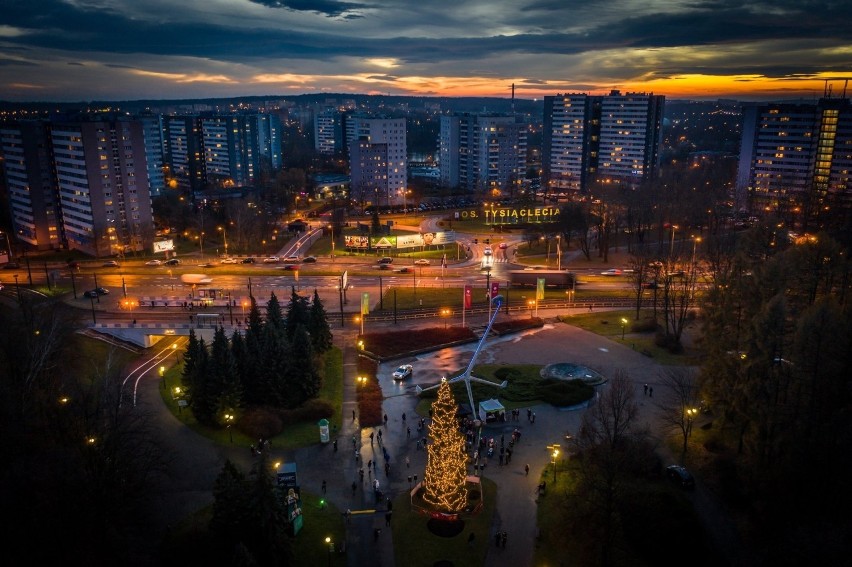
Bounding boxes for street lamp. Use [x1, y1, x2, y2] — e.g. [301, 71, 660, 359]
[547, 443, 560, 481]
[355, 315, 364, 335]
[669, 224, 679, 257]
[224, 413, 234, 443]
[686, 407, 698, 438]
[357, 339, 364, 351]
[620, 317, 628, 340]
[527, 299, 535, 319]
[440, 308, 451, 329]
[159, 365, 166, 390]
[325, 536, 333, 567]
[328, 223, 335, 261]
[218, 226, 228, 257]
[357, 375, 367, 387]
[691, 236, 702, 269]
[556, 235, 562, 270]
[172, 342, 178, 362]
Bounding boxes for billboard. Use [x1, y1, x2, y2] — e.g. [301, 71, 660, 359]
[344, 235, 370, 249]
[153, 239, 174, 253]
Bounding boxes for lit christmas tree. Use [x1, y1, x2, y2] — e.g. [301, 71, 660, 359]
[423, 378, 468, 512]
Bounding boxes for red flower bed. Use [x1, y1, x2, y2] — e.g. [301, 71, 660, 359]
[360, 326, 476, 358]
[356, 356, 383, 427]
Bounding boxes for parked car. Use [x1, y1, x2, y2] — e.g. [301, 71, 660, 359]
[262, 256, 280, 263]
[378, 257, 394, 265]
[102, 260, 120, 267]
[241, 257, 256, 264]
[302, 256, 318, 263]
[414, 259, 430, 266]
[220, 257, 239, 264]
[165, 258, 181, 266]
[600, 268, 623, 276]
[84, 287, 109, 298]
[145, 259, 163, 266]
[283, 255, 300, 263]
[392, 364, 413, 380]
[666, 465, 695, 489]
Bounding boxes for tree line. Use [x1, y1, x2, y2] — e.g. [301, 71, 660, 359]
[181, 288, 334, 429]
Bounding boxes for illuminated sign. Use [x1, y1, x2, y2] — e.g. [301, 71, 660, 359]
[153, 239, 174, 253]
[456, 206, 562, 224]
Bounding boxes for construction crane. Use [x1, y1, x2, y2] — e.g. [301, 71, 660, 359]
[416, 295, 508, 419]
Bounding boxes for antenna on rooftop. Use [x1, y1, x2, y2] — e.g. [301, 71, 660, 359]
[511, 83, 515, 114]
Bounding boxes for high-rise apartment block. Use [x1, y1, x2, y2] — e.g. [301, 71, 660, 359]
[349, 117, 406, 205]
[314, 107, 342, 155]
[439, 113, 527, 194]
[138, 114, 165, 196]
[737, 96, 852, 227]
[543, 90, 664, 193]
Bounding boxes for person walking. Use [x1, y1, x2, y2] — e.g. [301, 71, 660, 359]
[501, 531, 508, 548]
[369, 431, 374, 445]
[321, 480, 327, 494]
[525, 464, 530, 476]
[649, 386, 654, 397]
[405, 455, 410, 468]
[643, 383, 648, 396]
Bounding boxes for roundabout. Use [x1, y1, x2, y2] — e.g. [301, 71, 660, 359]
[540, 362, 607, 386]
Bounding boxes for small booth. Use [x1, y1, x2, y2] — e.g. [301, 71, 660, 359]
[318, 418, 330, 443]
[478, 398, 506, 423]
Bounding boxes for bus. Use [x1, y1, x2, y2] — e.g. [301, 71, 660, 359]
[194, 313, 223, 327]
[509, 270, 575, 288]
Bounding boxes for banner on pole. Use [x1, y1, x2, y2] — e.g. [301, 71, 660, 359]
[464, 285, 472, 309]
[361, 292, 370, 315]
[536, 278, 545, 301]
[490, 281, 500, 299]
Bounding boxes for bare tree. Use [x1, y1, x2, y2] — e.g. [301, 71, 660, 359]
[655, 368, 701, 459]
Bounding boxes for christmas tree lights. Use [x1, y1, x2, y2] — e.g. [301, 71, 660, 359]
[423, 378, 468, 512]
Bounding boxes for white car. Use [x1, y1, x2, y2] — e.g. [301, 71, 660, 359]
[145, 259, 163, 266]
[262, 256, 280, 263]
[220, 257, 239, 264]
[483, 247, 493, 256]
[600, 268, 623, 276]
[283, 255, 301, 263]
[102, 260, 120, 267]
[414, 259, 430, 266]
[392, 364, 413, 380]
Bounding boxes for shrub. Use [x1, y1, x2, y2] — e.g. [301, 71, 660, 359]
[239, 406, 284, 439]
[494, 367, 522, 380]
[630, 317, 659, 333]
[278, 399, 334, 425]
[654, 331, 684, 353]
[357, 378, 384, 426]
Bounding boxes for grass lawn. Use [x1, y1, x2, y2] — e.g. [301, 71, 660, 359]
[557, 310, 702, 365]
[161, 347, 345, 450]
[391, 477, 497, 567]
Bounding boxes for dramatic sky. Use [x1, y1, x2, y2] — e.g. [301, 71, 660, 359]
[1, 0, 851, 102]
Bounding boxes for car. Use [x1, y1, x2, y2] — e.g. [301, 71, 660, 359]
[241, 257, 256, 264]
[302, 256, 317, 263]
[282, 264, 300, 270]
[641, 280, 659, 289]
[666, 465, 695, 489]
[378, 263, 393, 270]
[283, 255, 301, 263]
[600, 268, 623, 276]
[2, 262, 20, 269]
[498, 242, 508, 249]
[165, 258, 181, 266]
[220, 257, 239, 264]
[102, 260, 120, 267]
[666, 270, 686, 278]
[378, 257, 393, 265]
[83, 287, 109, 298]
[66, 260, 80, 269]
[262, 256, 280, 263]
[483, 247, 493, 256]
[392, 364, 413, 380]
[145, 259, 163, 266]
[396, 267, 412, 273]
[414, 259, 430, 266]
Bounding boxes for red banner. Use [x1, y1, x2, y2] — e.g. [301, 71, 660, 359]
[490, 281, 500, 299]
[464, 285, 472, 309]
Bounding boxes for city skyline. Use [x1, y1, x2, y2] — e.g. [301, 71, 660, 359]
[1, 0, 851, 103]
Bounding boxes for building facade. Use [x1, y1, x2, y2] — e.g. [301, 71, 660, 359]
[738, 97, 852, 227]
[348, 117, 407, 205]
[543, 90, 664, 193]
[439, 113, 527, 195]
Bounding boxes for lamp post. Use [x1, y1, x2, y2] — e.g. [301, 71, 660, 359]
[159, 365, 166, 390]
[620, 317, 628, 340]
[547, 444, 560, 481]
[669, 224, 679, 257]
[218, 226, 228, 257]
[691, 236, 702, 269]
[325, 536, 333, 567]
[686, 408, 697, 438]
[485, 265, 492, 320]
[441, 308, 450, 330]
[556, 235, 561, 270]
[224, 413, 234, 443]
[172, 342, 178, 362]
[329, 223, 335, 262]
[355, 315, 364, 336]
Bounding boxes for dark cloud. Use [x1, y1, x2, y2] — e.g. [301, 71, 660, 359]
[247, 0, 369, 17]
[0, 58, 35, 67]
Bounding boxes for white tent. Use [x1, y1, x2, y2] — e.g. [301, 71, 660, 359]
[478, 398, 505, 423]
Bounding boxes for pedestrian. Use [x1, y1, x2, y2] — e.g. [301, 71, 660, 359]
[527, 408, 532, 421]
[498, 454, 504, 466]
[355, 451, 360, 462]
[588, 304, 593, 312]
[345, 509, 351, 524]
[383, 413, 388, 426]
[494, 532, 501, 547]
[407, 426, 411, 439]
[402, 412, 406, 422]
[385, 512, 392, 526]
[643, 383, 648, 396]
[378, 430, 383, 442]
[369, 431, 374, 444]
[416, 439, 421, 450]
[368, 459, 372, 469]
[525, 464, 530, 476]
[352, 409, 356, 421]
[321, 480, 327, 494]
[352, 435, 356, 447]
[374, 528, 381, 541]
[649, 386, 654, 397]
[405, 455, 410, 468]
[501, 531, 508, 548]
[333, 439, 338, 452]
[531, 412, 536, 424]
[351, 481, 357, 494]
[384, 462, 390, 476]
[467, 532, 476, 546]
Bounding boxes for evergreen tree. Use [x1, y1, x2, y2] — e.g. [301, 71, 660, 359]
[244, 451, 292, 565]
[181, 329, 201, 395]
[247, 297, 264, 337]
[210, 459, 248, 546]
[285, 287, 310, 341]
[261, 322, 290, 407]
[265, 292, 284, 332]
[209, 326, 243, 421]
[190, 337, 214, 424]
[423, 379, 468, 513]
[308, 289, 333, 354]
[287, 324, 320, 405]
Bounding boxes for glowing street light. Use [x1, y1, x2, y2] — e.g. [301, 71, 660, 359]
[218, 226, 228, 257]
[620, 317, 628, 340]
[224, 412, 234, 443]
[325, 536, 333, 567]
[547, 443, 560, 481]
[669, 224, 679, 257]
[440, 307, 451, 329]
[159, 365, 166, 389]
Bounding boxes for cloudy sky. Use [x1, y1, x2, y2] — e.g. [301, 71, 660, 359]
[1, 0, 850, 102]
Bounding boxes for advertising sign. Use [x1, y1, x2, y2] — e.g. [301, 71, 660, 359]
[456, 206, 561, 224]
[536, 278, 545, 301]
[370, 236, 397, 249]
[344, 235, 369, 249]
[489, 282, 500, 299]
[464, 285, 472, 309]
[153, 239, 174, 253]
